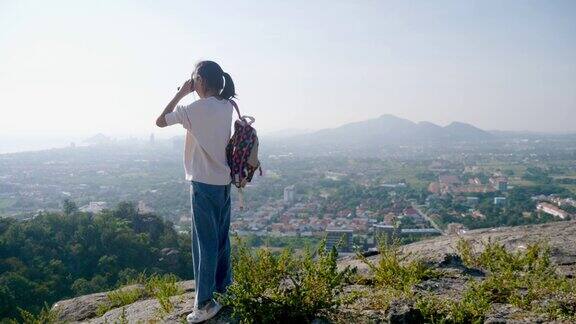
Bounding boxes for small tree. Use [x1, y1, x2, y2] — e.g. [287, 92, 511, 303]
[62, 199, 78, 216]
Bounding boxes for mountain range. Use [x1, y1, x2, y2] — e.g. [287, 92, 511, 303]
[271, 114, 493, 146]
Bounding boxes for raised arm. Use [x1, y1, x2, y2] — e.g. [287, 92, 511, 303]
[156, 79, 194, 128]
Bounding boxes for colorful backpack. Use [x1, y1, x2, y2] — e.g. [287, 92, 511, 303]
[226, 99, 262, 209]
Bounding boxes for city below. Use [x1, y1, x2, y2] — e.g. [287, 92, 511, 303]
[1, 130, 574, 253]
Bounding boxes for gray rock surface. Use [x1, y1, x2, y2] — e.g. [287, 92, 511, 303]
[51, 284, 144, 322]
[339, 220, 576, 277]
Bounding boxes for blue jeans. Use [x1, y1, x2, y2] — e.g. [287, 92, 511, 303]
[190, 180, 232, 308]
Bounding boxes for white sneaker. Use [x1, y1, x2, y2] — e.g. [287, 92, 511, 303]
[186, 299, 222, 323]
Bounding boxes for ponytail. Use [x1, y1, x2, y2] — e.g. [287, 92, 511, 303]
[194, 60, 237, 100]
[220, 72, 236, 100]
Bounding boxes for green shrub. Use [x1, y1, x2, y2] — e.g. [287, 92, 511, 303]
[455, 238, 553, 275]
[447, 238, 576, 320]
[455, 237, 477, 268]
[218, 237, 355, 323]
[357, 236, 440, 293]
[354, 235, 442, 317]
[416, 280, 491, 324]
[10, 302, 60, 324]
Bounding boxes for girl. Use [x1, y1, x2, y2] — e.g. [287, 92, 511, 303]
[156, 60, 235, 323]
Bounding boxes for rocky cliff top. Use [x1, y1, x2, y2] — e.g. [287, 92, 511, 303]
[52, 220, 576, 323]
[340, 219, 576, 278]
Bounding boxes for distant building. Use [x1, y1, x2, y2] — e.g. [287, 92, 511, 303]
[149, 133, 155, 145]
[283, 185, 295, 205]
[446, 223, 466, 235]
[325, 228, 354, 252]
[428, 182, 441, 194]
[465, 197, 479, 206]
[471, 210, 486, 219]
[497, 180, 508, 192]
[490, 177, 508, 192]
[380, 182, 407, 188]
[80, 201, 107, 213]
[383, 212, 396, 225]
[429, 175, 463, 195]
[549, 196, 576, 208]
[439, 175, 460, 186]
[372, 223, 440, 246]
[536, 202, 569, 219]
[324, 171, 347, 181]
[372, 224, 400, 244]
[403, 207, 420, 218]
[468, 177, 482, 186]
[494, 197, 506, 205]
[400, 228, 441, 236]
[564, 198, 576, 208]
[137, 200, 154, 214]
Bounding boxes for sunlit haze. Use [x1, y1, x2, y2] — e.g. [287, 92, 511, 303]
[1, 0, 575, 152]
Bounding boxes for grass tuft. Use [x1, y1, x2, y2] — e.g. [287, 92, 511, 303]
[145, 273, 184, 314]
[95, 272, 183, 317]
[96, 286, 145, 316]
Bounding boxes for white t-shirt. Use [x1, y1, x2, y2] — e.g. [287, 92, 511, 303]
[165, 96, 233, 185]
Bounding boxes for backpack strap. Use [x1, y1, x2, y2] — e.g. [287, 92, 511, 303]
[229, 99, 256, 125]
[238, 187, 245, 210]
[229, 99, 242, 120]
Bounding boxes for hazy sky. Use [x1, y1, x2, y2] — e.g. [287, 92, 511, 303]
[1, 0, 575, 141]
